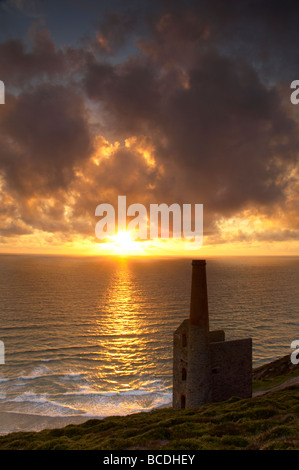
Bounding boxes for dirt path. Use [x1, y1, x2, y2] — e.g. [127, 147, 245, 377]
[253, 376, 299, 397]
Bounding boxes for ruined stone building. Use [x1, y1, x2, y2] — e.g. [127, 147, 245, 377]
[173, 260, 252, 409]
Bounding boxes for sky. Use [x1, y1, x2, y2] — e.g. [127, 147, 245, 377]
[0, 0, 299, 257]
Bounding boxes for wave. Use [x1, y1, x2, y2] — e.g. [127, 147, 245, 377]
[0, 367, 85, 385]
[0, 363, 172, 419]
[0, 388, 172, 418]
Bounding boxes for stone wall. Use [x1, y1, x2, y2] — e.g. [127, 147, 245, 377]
[173, 320, 188, 409]
[210, 338, 252, 402]
[173, 321, 252, 408]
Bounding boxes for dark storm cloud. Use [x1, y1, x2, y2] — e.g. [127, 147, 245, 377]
[83, 43, 298, 217]
[94, 10, 139, 55]
[144, 0, 299, 81]
[84, 57, 161, 135]
[0, 83, 93, 197]
[0, 0, 299, 243]
[157, 52, 297, 211]
[0, 27, 85, 87]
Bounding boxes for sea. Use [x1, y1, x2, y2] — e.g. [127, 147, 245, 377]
[0, 255, 298, 435]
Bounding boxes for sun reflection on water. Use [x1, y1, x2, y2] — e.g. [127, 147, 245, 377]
[95, 260, 149, 391]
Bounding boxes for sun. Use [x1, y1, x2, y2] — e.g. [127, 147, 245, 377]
[114, 231, 134, 249]
[110, 231, 144, 255]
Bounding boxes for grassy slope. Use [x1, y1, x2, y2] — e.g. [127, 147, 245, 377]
[252, 354, 299, 392]
[0, 356, 298, 450]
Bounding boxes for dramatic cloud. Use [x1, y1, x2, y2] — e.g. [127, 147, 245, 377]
[0, 27, 85, 87]
[0, 83, 93, 196]
[0, 0, 298, 252]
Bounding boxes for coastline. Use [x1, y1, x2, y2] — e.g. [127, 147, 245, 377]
[0, 354, 298, 438]
[0, 378, 298, 450]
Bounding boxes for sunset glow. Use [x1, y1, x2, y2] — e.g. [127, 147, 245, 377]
[107, 231, 145, 256]
[0, 1, 298, 258]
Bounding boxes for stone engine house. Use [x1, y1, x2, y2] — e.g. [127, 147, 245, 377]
[173, 260, 252, 409]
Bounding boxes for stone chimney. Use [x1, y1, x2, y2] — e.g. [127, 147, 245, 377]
[186, 260, 211, 407]
[190, 260, 209, 328]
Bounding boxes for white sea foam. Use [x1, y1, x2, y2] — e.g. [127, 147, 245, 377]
[1, 389, 172, 418]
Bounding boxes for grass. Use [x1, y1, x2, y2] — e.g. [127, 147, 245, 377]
[252, 368, 299, 392]
[0, 384, 298, 450]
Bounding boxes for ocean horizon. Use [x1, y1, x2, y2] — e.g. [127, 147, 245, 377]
[0, 254, 298, 435]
